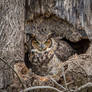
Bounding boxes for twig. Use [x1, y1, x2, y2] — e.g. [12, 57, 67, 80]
[75, 60, 87, 76]
[50, 77, 66, 90]
[62, 66, 68, 89]
[66, 81, 74, 86]
[20, 86, 63, 92]
[75, 82, 92, 92]
[0, 57, 25, 88]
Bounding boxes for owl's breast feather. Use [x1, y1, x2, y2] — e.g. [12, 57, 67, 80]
[28, 39, 58, 76]
[29, 49, 55, 76]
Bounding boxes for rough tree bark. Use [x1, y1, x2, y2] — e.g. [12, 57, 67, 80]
[0, 0, 92, 92]
[24, 0, 92, 92]
[0, 0, 24, 91]
[26, 0, 92, 39]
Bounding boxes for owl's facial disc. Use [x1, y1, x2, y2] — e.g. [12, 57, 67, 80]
[32, 38, 52, 51]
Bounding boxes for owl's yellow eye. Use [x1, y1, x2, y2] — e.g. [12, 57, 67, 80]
[32, 39, 52, 51]
[32, 40, 39, 49]
[45, 39, 52, 48]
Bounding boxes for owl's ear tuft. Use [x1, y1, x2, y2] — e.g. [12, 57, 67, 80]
[26, 33, 35, 38]
[26, 33, 35, 42]
[48, 32, 57, 39]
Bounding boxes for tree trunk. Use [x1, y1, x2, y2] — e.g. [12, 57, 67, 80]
[0, 0, 92, 92]
[26, 0, 92, 41]
[0, 0, 24, 91]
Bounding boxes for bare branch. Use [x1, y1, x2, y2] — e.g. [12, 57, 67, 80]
[62, 66, 68, 89]
[0, 57, 25, 88]
[50, 77, 66, 90]
[75, 82, 92, 92]
[20, 86, 63, 92]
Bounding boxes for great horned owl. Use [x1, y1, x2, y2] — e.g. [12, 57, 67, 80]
[25, 31, 74, 77]
[25, 17, 74, 77]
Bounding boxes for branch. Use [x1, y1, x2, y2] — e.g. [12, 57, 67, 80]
[62, 66, 68, 89]
[20, 86, 63, 92]
[0, 57, 25, 88]
[75, 82, 92, 92]
[50, 77, 66, 90]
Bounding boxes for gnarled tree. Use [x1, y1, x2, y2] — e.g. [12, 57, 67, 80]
[0, 0, 92, 92]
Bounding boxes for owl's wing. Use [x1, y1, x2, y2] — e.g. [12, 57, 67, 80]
[55, 40, 74, 62]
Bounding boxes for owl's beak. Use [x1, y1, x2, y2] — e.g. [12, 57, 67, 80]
[39, 44, 46, 51]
